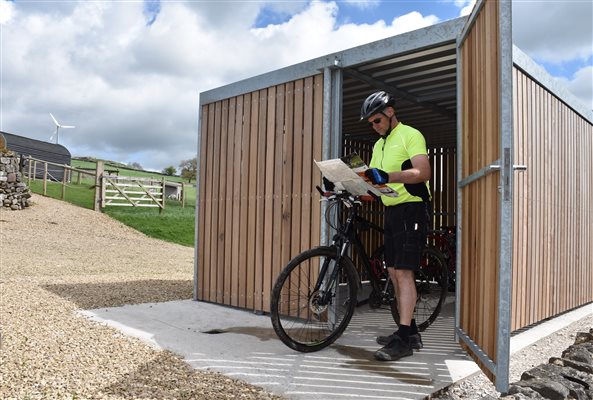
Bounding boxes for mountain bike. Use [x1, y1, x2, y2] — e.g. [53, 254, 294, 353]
[270, 188, 448, 352]
[428, 226, 457, 291]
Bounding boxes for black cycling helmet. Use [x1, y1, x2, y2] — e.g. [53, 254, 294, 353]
[360, 91, 395, 121]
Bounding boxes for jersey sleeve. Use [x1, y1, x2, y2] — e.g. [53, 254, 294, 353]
[406, 129, 428, 159]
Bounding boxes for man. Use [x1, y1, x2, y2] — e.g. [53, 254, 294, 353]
[362, 91, 431, 361]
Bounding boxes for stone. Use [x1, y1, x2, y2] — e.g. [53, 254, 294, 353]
[550, 356, 593, 374]
[505, 385, 547, 399]
[563, 343, 593, 365]
[509, 380, 569, 400]
[521, 364, 592, 400]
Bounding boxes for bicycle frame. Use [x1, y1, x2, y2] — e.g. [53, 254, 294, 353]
[322, 194, 388, 307]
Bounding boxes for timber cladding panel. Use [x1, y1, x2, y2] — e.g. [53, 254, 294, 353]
[459, 0, 500, 375]
[512, 68, 593, 331]
[197, 74, 324, 312]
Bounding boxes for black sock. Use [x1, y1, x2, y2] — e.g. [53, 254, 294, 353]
[411, 319, 419, 334]
[397, 324, 412, 340]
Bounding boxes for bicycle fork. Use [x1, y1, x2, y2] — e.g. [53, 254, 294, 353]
[310, 243, 351, 326]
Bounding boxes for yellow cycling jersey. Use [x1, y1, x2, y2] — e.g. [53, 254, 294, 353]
[369, 122, 431, 206]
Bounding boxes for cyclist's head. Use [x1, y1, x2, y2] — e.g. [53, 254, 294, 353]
[360, 91, 395, 121]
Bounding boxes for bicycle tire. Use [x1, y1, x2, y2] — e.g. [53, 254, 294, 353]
[391, 246, 449, 331]
[270, 246, 359, 352]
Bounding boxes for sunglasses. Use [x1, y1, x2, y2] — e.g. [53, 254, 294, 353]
[368, 117, 382, 127]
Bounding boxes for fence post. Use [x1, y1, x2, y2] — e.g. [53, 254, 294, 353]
[27, 157, 32, 186]
[33, 161, 37, 181]
[160, 177, 166, 214]
[61, 165, 67, 199]
[94, 160, 104, 212]
[43, 162, 48, 195]
[181, 183, 185, 208]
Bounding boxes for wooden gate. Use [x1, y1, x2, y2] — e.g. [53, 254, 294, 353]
[101, 175, 165, 210]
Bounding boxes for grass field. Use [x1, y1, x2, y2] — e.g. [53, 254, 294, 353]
[104, 204, 195, 247]
[71, 159, 190, 184]
[27, 177, 197, 247]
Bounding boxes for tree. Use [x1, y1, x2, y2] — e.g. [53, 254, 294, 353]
[179, 157, 197, 182]
[162, 165, 176, 176]
[128, 161, 143, 170]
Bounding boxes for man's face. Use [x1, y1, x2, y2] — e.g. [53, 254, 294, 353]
[367, 112, 390, 136]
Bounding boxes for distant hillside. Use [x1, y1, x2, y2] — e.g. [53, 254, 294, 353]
[71, 157, 188, 184]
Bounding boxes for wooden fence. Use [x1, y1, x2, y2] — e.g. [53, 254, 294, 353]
[24, 156, 97, 201]
[22, 156, 187, 211]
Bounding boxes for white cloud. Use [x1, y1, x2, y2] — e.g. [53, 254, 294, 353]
[0, 0, 14, 24]
[251, 2, 438, 64]
[513, 1, 592, 64]
[459, 0, 476, 16]
[559, 66, 593, 111]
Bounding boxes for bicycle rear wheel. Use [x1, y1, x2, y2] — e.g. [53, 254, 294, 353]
[270, 246, 358, 352]
[391, 246, 449, 331]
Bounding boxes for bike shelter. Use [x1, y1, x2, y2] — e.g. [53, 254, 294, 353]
[195, 0, 593, 392]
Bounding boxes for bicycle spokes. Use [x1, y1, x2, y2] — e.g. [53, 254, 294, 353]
[270, 247, 358, 352]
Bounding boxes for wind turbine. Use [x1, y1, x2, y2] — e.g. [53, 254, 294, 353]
[49, 113, 75, 144]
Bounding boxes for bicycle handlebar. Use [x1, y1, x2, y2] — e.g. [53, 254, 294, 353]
[315, 185, 379, 203]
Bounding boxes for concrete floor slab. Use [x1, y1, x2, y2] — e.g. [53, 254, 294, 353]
[81, 295, 483, 399]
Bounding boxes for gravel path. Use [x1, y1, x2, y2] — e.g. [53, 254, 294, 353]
[0, 195, 282, 400]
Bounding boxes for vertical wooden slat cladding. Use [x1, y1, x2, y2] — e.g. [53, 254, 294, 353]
[511, 68, 593, 331]
[247, 91, 260, 309]
[231, 96, 243, 307]
[198, 107, 209, 301]
[217, 100, 229, 303]
[459, 0, 500, 375]
[224, 98, 236, 304]
[208, 102, 222, 302]
[238, 93, 252, 308]
[197, 75, 324, 313]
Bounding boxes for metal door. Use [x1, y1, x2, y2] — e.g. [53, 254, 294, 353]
[456, 0, 515, 392]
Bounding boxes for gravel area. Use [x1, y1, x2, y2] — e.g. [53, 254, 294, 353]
[432, 306, 593, 399]
[0, 195, 283, 400]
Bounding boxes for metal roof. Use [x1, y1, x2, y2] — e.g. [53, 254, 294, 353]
[341, 40, 458, 147]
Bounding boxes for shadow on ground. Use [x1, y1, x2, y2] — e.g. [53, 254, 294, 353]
[42, 279, 193, 309]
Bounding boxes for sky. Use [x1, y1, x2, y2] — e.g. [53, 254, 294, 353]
[1, 0, 591, 173]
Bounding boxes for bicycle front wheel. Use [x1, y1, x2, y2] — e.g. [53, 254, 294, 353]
[391, 246, 449, 332]
[270, 246, 358, 352]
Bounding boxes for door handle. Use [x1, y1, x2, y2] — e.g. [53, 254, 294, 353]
[513, 165, 527, 171]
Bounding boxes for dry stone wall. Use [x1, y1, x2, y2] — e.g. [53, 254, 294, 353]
[0, 150, 32, 210]
[502, 329, 593, 399]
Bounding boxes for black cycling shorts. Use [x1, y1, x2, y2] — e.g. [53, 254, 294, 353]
[384, 202, 429, 270]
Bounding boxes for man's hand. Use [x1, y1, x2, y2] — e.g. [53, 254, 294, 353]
[322, 176, 335, 191]
[365, 168, 389, 185]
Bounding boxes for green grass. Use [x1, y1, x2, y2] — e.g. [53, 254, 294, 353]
[27, 178, 196, 247]
[104, 203, 195, 247]
[28, 180, 96, 209]
[71, 159, 192, 184]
